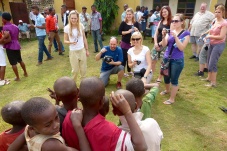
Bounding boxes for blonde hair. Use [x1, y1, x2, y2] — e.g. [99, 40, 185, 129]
[174, 13, 186, 29]
[216, 4, 225, 18]
[124, 8, 136, 23]
[68, 10, 82, 37]
[130, 31, 143, 46]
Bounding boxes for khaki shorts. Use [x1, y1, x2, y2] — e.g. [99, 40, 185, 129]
[190, 36, 204, 46]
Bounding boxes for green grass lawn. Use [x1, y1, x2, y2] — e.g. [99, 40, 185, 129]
[0, 33, 227, 151]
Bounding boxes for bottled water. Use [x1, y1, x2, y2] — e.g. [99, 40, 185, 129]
[173, 37, 185, 48]
[131, 25, 134, 34]
[205, 38, 210, 45]
[146, 70, 153, 84]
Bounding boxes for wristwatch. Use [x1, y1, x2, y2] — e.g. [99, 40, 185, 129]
[143, 76, 147, 79]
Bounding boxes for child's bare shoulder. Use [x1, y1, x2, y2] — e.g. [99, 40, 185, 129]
[42, 138, 78, 151]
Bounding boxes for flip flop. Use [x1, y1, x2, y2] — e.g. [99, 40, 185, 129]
[163, 100, 174, 105]
[160, 90, 169, 95]
[156, 79, 161, 83]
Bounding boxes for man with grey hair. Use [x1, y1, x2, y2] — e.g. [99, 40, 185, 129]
[188, 2, 215, 61]
[121, 4, 128, 21]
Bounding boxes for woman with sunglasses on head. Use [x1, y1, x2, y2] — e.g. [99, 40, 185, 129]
[127, 31, 152, 84]
[203, 4, 227, 87]
[160, 14, 190, 105]
[64, 10, 89, 83]
[152, 6, 172, 82]
[119, 8, 140, 77]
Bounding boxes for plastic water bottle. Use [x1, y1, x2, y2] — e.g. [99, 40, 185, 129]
[146, 70, 153, 84]
[205, 38, 210, 45]
[131, 25, 134, 34]
[173, 37, 185, 48]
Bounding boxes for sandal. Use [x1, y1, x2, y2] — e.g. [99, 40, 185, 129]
[163, 100, 174, 105]
[156, 79, 161, 83]
[201, 78, 210, 82]
[205, 83, 216, 87]
[160, 90, 169, 95]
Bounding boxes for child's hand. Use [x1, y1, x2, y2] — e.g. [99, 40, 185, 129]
[28, 126, 37, 138]
[47, 88, 60, 105]
[110, 91, 131, 115]
[70, 109, 83, 127]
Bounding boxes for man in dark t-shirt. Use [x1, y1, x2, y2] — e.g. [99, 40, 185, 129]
[95, 37, 124, 89]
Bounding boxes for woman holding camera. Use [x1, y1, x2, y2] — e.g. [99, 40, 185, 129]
[119, 8, 140, 77]
[152, 6, 172, 82]
[160, 14, 190, 105]
[204, 4, 227, 87]
[128, 32, 152, 84]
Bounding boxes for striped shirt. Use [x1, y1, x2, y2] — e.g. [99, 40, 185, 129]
[90, 11, 102, 30]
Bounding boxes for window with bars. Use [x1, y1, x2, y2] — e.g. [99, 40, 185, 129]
[177, 0, 196, 19]
[153, 0, 169, 10]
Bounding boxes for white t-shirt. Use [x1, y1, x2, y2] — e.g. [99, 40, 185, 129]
[64, 24, 85, 51]
[134, 11, 143, 24]
[149, 14, 156, 23]
[127, 46, 149, 72]
[119, 112, 163, 151]
[0, 45, 6, 66]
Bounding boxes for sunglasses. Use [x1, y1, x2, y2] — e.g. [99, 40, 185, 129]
[171, 20, 180, 23]
[132, 38, 141, 41]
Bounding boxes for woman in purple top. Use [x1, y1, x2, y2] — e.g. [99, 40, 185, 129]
[160, 14, 190, 105]
[2, 12, 27, 81]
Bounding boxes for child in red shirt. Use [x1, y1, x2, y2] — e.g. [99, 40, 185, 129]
[0, 101, 26, 151]
[62, 77, 147, 151]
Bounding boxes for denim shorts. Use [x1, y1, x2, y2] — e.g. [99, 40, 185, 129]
[163, 58, 184, 86]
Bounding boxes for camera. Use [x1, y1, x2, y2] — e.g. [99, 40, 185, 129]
[103, 56, 113, 63]
[166, 29, 170, 33]
[136, 60, 141, 65]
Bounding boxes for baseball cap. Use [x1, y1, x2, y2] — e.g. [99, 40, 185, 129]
[19, 20, 23, 23]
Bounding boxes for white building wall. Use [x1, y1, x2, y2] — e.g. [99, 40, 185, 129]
[217, 0, 226, 5]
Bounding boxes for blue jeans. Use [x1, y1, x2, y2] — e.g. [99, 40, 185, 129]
[163, 58, 184, 86]
[53, 38, 64, 51]
[91, 29, 103, 52]
[37, 35, 52, 62]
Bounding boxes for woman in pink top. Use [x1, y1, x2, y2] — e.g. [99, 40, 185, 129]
[204, 4, 227, 87]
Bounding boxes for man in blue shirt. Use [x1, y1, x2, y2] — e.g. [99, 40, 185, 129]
[18, 20, 30, 40]
[95, 37, 124, 89]
[30, 5, 53, 66]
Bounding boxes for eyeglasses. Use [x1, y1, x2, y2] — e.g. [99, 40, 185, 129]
[132, 38, 141, 41]
[171, 20, 180, 23]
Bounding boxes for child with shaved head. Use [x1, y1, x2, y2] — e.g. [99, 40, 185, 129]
[113, 89, 163, 151]
[126, 78, 159, 119]
[62, 77, 147, 151]
[8, 97, 91, 151]
[49, 76, 79, 133]
[0, 101, 26, 151]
